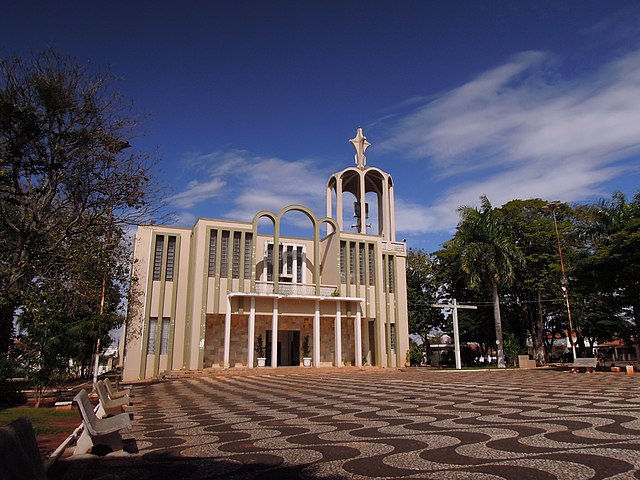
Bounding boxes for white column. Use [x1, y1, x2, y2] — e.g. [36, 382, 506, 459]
[313, 300, 320, 367]
[389, 180, 396, 241]
[355, 303, 362, 367]
[452, 299, 462, 370]
[271, 298, 279, 368]
[247, 297, 255, 368]
[326, 183, 334, 235]
[223, 296, 231, 369]
[336, 175, 343, 231]
[335, 301, 342, 367]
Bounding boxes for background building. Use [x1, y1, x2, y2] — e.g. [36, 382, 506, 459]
[122, 129, 409, 380]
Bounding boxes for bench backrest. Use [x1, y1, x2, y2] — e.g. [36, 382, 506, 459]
[95, 380, 112, 404]
[73, 389, 100, 436]
[0, 417, 46, 480]
[104, 378, 119, 397]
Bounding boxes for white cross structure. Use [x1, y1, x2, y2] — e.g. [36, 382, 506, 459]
[431, 299, 477, 369]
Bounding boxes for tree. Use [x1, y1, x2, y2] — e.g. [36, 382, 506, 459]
[574, 191, 640, 350]
[496, 199, 572, 365]
[0, 49, 162, 356]
[447, 195, 523, 368]
[406, 249, 445, 364]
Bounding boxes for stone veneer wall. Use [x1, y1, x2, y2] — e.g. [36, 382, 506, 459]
[204, 313, 357, 368]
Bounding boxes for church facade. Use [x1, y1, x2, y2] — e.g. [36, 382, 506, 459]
[121, 129, 409, 380]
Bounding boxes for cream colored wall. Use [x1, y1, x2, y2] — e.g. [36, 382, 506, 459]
[394, 252, 409, 366]
[187, 220, 209, 372]
[320, 233, 339, 286]
[122, 227, 152, 380]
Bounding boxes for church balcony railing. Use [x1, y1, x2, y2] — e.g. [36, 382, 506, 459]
[255, 282, 337, 297]
[381, 241, 406, 254]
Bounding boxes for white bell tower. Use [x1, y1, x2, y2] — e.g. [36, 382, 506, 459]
[326, 128, 396, 241]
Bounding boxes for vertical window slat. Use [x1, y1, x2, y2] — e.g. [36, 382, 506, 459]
[147, 318, 158, 354]
[349, 242, 356, 285]
[152, 236, 164, 281]
[165, 236, 176, 281]
[358, 243, 365, 285]
[368, 244, 375, 286]
[220, 231, 229, 278]
[232, 232, 241, 279]
[160, 317, 170, 354]
[244, 233, 253, 279]
[266, 243, 273, 282]
[208, 230, 218, 277]
[339, 241, 346, 284]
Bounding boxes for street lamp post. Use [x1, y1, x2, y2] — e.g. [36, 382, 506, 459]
[544, 201, 577, 362]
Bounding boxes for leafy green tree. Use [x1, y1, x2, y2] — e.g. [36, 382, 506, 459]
[496, 199, 572, 365]
[406, 249, 445, 364]
[574, 191, 640, 350]
[447, 195, 523, 368]
[0, 49, 162, 357]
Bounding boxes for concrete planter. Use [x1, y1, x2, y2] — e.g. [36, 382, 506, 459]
[257, 358, 266, 368]
[303, 357, 312, 368]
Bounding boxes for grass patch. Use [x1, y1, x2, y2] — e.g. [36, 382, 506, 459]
[0, 407, 79, 435]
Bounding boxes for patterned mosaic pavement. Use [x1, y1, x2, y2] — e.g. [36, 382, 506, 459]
[51, 368, 640, 479]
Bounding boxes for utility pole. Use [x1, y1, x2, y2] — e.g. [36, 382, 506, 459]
[431, 299, 477, 369]
[544, 201, 577, 362]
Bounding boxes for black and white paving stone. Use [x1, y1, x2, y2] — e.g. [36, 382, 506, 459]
[51, 369, 640, 479]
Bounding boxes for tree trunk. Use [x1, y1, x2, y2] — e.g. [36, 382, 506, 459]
[530, 289, 546, 366]
[491, 281, 506, 368]
[0, 303, 17, 354]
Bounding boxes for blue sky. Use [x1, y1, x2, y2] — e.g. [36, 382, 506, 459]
[2, 1, 640, 252]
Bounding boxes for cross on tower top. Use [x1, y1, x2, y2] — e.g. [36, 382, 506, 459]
[349, 128, 371, 169]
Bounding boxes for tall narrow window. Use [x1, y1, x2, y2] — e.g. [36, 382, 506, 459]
[220, 231, 230, 278]
[208, 230, 218, 277]
[266, 243, 274, 281]
[339, 241, 346, 284]
[232, 232, 241, 279]
[285, 245, 293, 277]
[244, 233, 253, 279]
[165, 236, 176, 281]
[147, 317, 158, 354]
[368, 244, 375, 286]
[152, 236, 164, 281]
[349, 242, 356, 285]
[160, 317, 171, 355]
[390, 324, 396, 352]
[296, 246, 303, 283]
[388, 256, 395, 293]
[359, 243, 365, 285]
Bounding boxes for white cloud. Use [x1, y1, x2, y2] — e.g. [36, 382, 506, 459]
[382, 49, 640, 234]
[171, 150, 329, 225]
[168, 177, 226, 209]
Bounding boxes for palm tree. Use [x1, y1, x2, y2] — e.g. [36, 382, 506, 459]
[450, 195, 523, 368]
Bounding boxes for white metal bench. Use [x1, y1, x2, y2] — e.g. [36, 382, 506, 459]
[572, 357, 597, 373]
[95, 380, 130, 418]
[73, 389, 131, 455]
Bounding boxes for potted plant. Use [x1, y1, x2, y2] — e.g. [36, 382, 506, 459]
[302, 335, 312, 367]
[255, 334, 266, 367]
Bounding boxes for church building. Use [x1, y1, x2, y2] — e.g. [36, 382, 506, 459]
[121, 129, 409, 380]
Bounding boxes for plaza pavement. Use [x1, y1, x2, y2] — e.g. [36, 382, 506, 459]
[50, 368, 640, 479]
